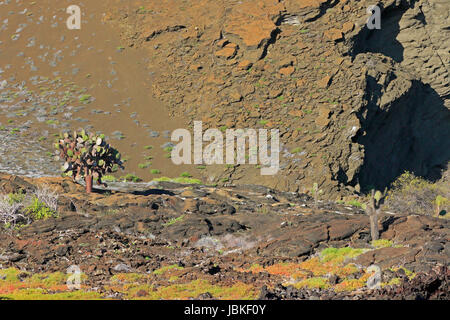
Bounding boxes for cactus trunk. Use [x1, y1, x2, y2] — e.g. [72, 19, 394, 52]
[85, 175, 93, 193]
[369, 214, 379, 241]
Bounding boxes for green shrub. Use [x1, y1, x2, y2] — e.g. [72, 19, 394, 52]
[78, 94, 92, 103]
[8, 192, 25, 205]
[153, 177, 201, 185]
[434, 195, 449, 217]
[320, 247, 365, 263]
[293, 277, 330, 290]
[120, 174, 142, 182]
[180, 172, 192, 178]
[25, 196, 57, 221]
[102, 175, 118, 182]
[346, 199, 363, 208]
[138, 162, 152, 169]
[371, 239, 394, 248]
[385, 171, 449, 216]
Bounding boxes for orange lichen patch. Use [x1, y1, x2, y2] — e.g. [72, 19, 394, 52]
[334, 273, 371, 292]
[110, 273, 148, 284]
[238, 247, 365, 281]
[108, 279, 258, 300]
[286, 247, 365, 278]
[237, 262, 307, 278]
[264, 263, 304, 277]
[334, 279, 365, 292]
[291, 269, 310, 280]
[246, 263, 265, 273]
[299, 257, 359, 278]
[0, 283, 22, 295]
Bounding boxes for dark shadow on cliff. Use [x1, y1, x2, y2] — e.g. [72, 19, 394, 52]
[350, 0, 419, 63]
[353, 76, 450, 192]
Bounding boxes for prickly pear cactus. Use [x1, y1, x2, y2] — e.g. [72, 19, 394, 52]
[54, 130, 124, 189]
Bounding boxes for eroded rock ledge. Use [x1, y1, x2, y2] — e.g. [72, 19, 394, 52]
[0, 173, 448, 299]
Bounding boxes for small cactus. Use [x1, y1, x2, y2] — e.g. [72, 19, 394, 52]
[311, 182, 323, 208]
[365, 189, 386, 241]
[54, 130, 124, 193]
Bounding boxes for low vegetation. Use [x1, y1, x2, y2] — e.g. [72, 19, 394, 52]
[120, 174, 142, 183]
[237, 247, 382, 293]
[385, 171, 449, 216]
[0, 268, 98, 300]
[106, 277, 258, 300]
[163, 215, 185, 227]
[152, 176, 202, 185]
[0, 186, 59, 228]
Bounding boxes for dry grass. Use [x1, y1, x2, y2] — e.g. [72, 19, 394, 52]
[0, 194, 27, 227]
[0, 186, 60, 228]
[34, 185, 59, 212]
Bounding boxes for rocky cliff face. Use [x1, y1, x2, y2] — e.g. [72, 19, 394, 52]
[112, 0, 449, 196]
[348, 0, 450, 191]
